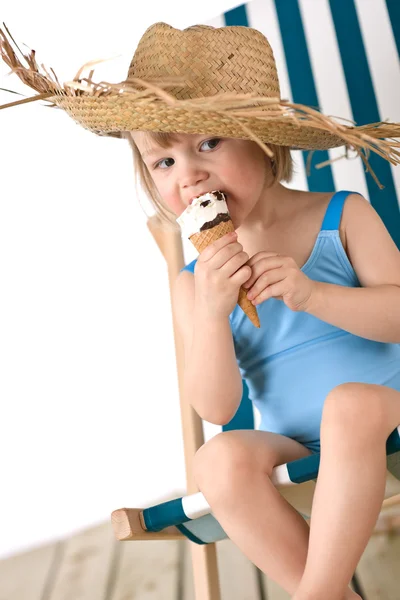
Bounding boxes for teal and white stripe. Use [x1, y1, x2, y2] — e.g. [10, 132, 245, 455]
[168, 0, 400, 545]
[142, 426, 400, 542]
[386, 0, 400, 58]
[197, 0, 400, 443]
[205, 0, 400, 240]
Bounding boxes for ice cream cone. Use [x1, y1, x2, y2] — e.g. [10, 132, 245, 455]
[190, 219, 260, 328]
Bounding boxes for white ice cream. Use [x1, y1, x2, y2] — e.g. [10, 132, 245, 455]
[176, 190, 230, 238]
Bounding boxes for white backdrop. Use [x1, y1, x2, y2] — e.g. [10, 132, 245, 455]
[0, 0, 251, 561]
[1, 0, 399, 560]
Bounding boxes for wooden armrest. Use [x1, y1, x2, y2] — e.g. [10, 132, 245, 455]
[111, 507, 185, 541]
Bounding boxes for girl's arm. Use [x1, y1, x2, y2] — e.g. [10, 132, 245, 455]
[306, 282, 400, 343]
[305, 193, 400, 344]
[174, 271, 242, 425]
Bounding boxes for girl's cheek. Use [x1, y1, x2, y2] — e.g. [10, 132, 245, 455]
[153, 182, 175, 211]
[163, 193, 182, 215]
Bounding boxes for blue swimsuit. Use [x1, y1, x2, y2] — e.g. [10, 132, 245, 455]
[180, 190, 400, 453]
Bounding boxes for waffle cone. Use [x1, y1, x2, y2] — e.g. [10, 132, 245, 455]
[189, 220, 260, 328]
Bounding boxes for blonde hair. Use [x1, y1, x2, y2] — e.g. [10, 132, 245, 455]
[121, 130, 294, 230]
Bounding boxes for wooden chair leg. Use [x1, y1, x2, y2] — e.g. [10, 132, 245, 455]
[148, 217, 222, 599]
[191, 544, 221, 600]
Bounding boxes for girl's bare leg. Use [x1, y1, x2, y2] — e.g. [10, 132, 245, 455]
[291, 437, 384, 600]
[193, 430, 359, 599]
[293, 383, 399, 600]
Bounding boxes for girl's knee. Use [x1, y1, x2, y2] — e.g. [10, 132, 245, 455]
[193, 431, 261, 495]
[321, 383, 387, 441]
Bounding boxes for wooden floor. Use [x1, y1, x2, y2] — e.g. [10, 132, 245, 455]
[0, 518, 399, 600]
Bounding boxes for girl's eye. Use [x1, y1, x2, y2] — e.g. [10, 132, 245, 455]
[155, 157, 174, 170]
[153, 138, 221, 170]
[200, 138, 221, 151]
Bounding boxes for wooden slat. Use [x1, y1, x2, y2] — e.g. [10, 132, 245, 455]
[111, 507, 184, 541]
[146, 216, 205, 487]
[182, 540, 196, 599]
[259, 522, 400, 598]
[0, 541, 59, 600]
[0, 521, 399, 599]
[183, 542, 222, 600]
[382, 472, 400, 503]
[110, 539, 181, 600]
[183, 539, 261, 600]
[260, 570, 361, 598]
[189, 543, 222, 600]
[260, 533, 400, 600]
[47, 522, 115, 600]
[147, 216, 221, 600]
[374, 476, 400, 534]
[216, 539, 261, 599]
[355, 533, 400, 599]
[262, 577, 291, 599]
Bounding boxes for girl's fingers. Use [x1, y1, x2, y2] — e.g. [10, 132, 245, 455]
[244, 265, 274, 290]
[200, 231, 237, 262]
[246, 251, 281, 266]
[244, 256, 279, 287]
[247, 267, 285, 299]
[252, 281, 284, 304]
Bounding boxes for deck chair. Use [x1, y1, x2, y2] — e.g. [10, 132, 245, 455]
[111, 214, 400, 600]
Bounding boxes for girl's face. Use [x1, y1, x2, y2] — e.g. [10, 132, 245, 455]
[131, 132, 274, 229]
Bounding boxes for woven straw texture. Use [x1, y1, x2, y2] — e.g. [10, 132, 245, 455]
[190, 220, 260, 328]
[1, 21, 399, 187]
[44, 21, 344, 151]
[129, 23, 280, 101]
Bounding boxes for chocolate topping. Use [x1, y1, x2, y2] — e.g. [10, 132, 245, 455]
[192, 190, 226, 205]
[200, 212, 231, 231]
[214, 190, 225, 201]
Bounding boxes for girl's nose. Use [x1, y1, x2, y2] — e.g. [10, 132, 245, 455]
[179, 163, 209, 189]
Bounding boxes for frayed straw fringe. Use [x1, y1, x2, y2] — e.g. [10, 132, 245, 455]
[1, 23, 399, 188]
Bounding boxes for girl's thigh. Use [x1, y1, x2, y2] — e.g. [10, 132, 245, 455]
[234, 429, 313, 471]
[196, 429, 313, 477]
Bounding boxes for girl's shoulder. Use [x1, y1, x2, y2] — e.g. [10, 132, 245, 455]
[301, 189, 351, 250]
[297, 190, 333, 219]
[284, 188, 347, 247]
[284, 189, 334, 228]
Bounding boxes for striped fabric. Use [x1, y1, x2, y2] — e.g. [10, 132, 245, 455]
[141, 426, 400, 543]
[195, 0, 400, 440]
[206, 0, 400, 237]
[142, 3, 400, 544]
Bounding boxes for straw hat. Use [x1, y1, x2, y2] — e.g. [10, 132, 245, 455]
[1, 21, 399, 185]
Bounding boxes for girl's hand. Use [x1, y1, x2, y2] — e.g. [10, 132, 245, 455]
[194, 232, 252, 320]
[243, 251, 316, 312]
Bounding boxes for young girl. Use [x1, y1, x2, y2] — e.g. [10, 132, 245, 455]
[128, 135, 400, 600]
[2, 20, 400, 600]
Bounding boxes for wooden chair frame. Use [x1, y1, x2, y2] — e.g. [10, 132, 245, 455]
[113, 215, 222, 599]
[111, 214, 400, 600]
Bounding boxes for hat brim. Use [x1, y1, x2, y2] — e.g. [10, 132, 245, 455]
[48, 93, 356, 151]
[47, 92, 400, 191]
[0, 17, 399, 188]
